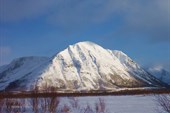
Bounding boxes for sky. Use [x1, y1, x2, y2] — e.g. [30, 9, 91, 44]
[0, 0, 170, 70]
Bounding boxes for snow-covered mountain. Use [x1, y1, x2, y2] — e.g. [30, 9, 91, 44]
[0, 56, 49, 91]
[147, 66, 170, 85]
[0, 42, 166, 92]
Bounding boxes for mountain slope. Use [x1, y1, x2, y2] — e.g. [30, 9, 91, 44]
[0, 56, 49, 91]
[147, 67, 170, 85]
[0, 42, 165, 91]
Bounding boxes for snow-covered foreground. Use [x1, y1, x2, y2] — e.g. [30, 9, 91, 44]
[68, 95, 158, 113]
[1, 95, 165, 113]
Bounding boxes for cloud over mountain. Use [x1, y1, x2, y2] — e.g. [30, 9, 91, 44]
[1, 0, 169, 41]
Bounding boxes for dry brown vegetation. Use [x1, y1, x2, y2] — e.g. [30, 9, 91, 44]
[0, 98, 26, 113]
[0, 97, 110, 113]
[0, 87, 169, 112]
[31, 97, 60, 113]
[0, 94, 169, 113]
[0, 88, 169, 98]
[155, 95, 170, 113]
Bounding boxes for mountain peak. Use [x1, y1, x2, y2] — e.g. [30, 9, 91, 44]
[0, 41, 165, 91]
[52, 41, 106, 60]
[71, 41, 102, 50]
[73, 41, 98, 46]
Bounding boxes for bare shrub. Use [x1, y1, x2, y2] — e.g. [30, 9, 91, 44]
[61, 104, 71, 113]
[155, 95, 170, 113]
[95, 98, 106, 113]
[0, 97, 110, 113]
[43, 97, 60, 113]
[69, 97, 80, 109]
[31, 97, 39, 113]
[49, 97, 60, 112]
[67, 97, 108, 113]
[30, 96, 60, 113]
[0, 98, 5, 112]
[84, 104, 94, 113]
[5, 98, 26, 113]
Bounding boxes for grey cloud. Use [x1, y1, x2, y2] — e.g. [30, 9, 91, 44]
[121, 0, 170, 41]
[48, 0, 169, 41]
[47, 1, 129, 29]
[0, 0, 58, 22]
[0, 0, 169, 41]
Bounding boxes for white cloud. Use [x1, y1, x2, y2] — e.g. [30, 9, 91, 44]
[147, 62, 170, 72]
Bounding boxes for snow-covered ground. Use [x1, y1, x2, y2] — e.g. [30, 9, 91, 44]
[1, 95, 164, 113]
[70, 95, 159, 113]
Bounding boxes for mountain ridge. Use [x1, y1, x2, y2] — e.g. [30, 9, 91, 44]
[147, 66, 170, 85]
[0, 41, 167, 92]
